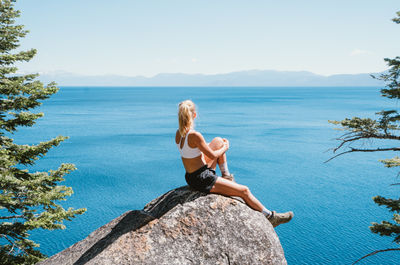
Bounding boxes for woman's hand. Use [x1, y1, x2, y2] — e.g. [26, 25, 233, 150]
[222, 138, 230, 150]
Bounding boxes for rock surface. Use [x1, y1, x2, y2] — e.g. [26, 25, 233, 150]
[37, 186, 287, 265]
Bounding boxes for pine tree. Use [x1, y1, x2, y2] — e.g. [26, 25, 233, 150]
[328, 11, 400, 264]
[0, 1, 86, 264]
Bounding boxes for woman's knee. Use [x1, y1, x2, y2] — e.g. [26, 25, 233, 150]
[240, 185, 251, 198]
[209, 137, 224, 150]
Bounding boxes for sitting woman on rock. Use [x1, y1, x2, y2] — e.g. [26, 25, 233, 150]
[175, 99, 293, 227]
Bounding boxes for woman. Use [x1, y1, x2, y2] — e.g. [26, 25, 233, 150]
[175, 100, 293, 227]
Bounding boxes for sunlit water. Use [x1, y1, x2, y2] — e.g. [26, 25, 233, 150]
[11, 86, 399, 264]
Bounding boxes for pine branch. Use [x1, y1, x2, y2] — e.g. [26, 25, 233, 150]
[6, 135, 68, 165]
[373, 196, 400, 212]
[352, 248, 400, 264]
[393, 11, 400, 24]
[0, 111, 44, 132]
[328, 117, 400, 162]
[0, 49, 35, 65]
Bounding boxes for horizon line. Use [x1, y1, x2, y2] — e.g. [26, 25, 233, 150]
[28, 68, 383, 78]
[56, 85, 382, 88]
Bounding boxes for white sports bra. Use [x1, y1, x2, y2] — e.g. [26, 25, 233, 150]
[177, 129, 202, 158]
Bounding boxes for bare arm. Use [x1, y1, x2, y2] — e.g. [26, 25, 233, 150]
[192, 132, 228, 159]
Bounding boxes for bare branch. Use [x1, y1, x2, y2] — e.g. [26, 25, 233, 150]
[374, 134, 400, 141]
[352, 248, 400, 264]
[335, 131, 400, 142]
[349, 147, 400, 152]
[325, 147, 400, 163]
[325, 150, 355, 163]
[338, 133, 400, 142]
[333, 136, 365, 153]
[0, 215, 24, 220]
[0, 234, 17, 254]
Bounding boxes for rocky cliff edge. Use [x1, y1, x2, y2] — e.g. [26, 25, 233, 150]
[36, 186, 287, 265]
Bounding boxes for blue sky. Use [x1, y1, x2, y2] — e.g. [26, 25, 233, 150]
[14, 0, 400, 77]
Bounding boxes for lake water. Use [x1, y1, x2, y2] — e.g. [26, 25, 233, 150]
[14, 86, 399, 264]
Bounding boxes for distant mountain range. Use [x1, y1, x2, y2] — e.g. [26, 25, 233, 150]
[36, 70, 384, 87]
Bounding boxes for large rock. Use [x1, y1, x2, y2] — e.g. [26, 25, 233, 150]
[37, 186, 287, 265]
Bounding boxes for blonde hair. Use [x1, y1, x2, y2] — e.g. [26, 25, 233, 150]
[178, 100, 196, 137]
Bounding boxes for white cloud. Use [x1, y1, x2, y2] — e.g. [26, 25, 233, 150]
[350, 49, 372, 56]
[191, 58, 198, 63]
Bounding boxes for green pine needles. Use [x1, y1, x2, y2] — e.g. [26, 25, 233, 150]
[0, 1, 86, 264]
[328, 11, 400, 264]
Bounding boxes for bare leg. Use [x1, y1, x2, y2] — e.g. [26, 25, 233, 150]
[210, 177, 265, 212]
[217, 152, 227, 166]
[204, 137, 230, 176]
[204, 137, 226, 171]
[208, 148, 294, 226]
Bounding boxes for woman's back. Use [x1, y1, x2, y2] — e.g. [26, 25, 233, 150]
[176, 129, 202, 158]
[175, 129, 206, 173]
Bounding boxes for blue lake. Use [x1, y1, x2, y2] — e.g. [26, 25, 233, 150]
[14, 86, 399, 264]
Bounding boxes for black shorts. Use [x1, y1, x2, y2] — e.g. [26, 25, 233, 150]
[185, 165, 218, 193]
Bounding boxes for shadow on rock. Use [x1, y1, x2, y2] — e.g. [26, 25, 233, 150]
[73, 186, 204, 265]
[73, 210, 154, 265]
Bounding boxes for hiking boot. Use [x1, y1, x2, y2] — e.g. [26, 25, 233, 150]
[267, 211, 293, 227]
[222, 174, 235, 182]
